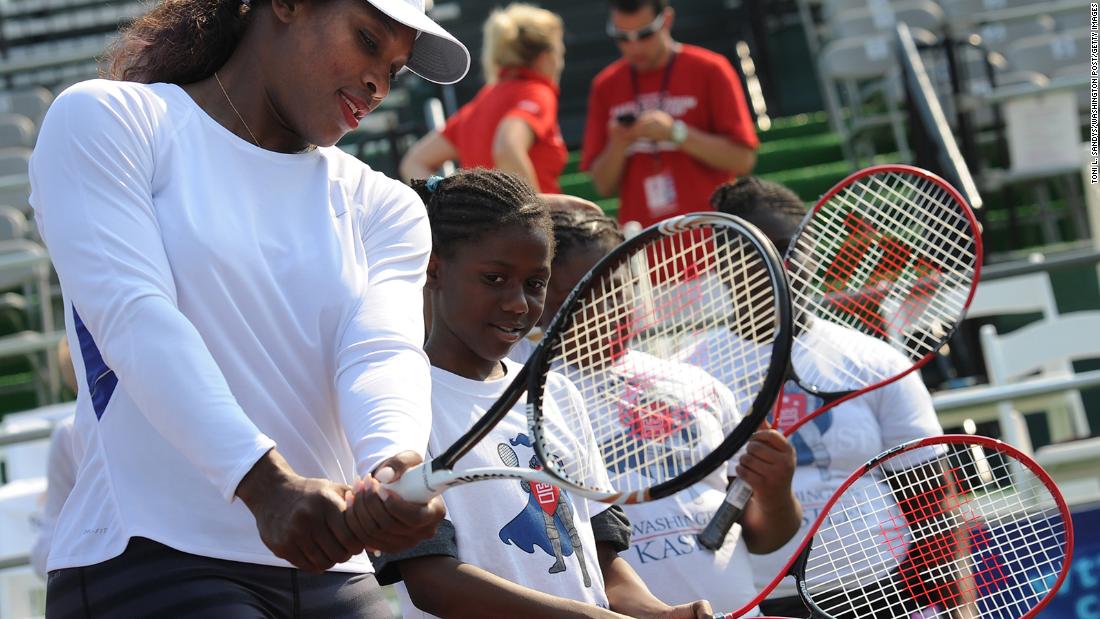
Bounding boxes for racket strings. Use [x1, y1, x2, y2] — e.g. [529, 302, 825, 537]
[541, 225, 781, 496]
[789, 171, 978, 392]
[801, 443, 1068, 619]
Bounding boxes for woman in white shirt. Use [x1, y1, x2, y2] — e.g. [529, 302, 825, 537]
[30, 0, 466, 615]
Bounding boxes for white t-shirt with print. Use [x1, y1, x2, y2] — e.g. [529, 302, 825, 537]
[395, 359, 610, 618]
[565, 349, 760, 613]
[690, 320, 942, 597]
[621, 482, 760, 613]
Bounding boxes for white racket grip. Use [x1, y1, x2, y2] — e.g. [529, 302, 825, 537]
[697, 478, 753, 550]
[385, 462, 439, 504]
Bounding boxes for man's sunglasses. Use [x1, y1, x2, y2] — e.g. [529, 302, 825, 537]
[606, 11, 666, 43]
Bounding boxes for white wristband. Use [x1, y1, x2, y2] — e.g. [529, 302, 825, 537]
[670, 120, 688, 145]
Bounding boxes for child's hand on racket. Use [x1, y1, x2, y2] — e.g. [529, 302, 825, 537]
[344, 450, 447, 554]
[734, 420, 801, 554]
[733, 420, 796, 506]
[236, 448, 362, 573]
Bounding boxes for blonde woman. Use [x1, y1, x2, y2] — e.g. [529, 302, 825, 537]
[400, 3, 567, 193]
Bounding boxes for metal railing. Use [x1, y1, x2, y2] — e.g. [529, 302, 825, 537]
[896, 22, 984, 212]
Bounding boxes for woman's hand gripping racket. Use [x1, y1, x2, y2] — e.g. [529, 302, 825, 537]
[698, 165, 982, 550]
[715, 434, 1074, 619]
[391, 212, 792, 504]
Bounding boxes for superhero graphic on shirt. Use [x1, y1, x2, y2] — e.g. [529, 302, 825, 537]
[777, 382, 831, 480]
[497, 433, 592, 587]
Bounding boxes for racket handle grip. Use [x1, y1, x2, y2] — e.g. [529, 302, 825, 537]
[384, 462, 438, 503]
[697, 478, 752, 551]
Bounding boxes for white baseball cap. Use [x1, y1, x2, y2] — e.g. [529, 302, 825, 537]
[364, 0, 470, 84]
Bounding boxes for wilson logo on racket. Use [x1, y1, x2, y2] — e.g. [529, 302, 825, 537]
[713, 435, 1074, 619]
[819, 211, 942, 340]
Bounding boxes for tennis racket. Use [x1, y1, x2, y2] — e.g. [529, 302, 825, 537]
[716, 434, 1074, 619]
[697, 164, 982, 549]
[391, 212, 792, 504]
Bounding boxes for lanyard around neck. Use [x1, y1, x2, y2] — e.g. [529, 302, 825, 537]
[629, 52, 678, 166]
[629, 51, 678, 113]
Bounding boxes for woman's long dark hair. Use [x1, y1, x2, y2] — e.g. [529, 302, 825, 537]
[103, 0, 255, 84]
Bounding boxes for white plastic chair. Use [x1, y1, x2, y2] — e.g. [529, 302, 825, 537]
[818, 29, 938, 165]
[979, 311, 1100, 451]
[970, 272, 1088, 439]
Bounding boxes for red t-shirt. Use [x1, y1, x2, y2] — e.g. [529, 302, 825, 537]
[580, 45, 759, 227]
[443, 67, 567, 193]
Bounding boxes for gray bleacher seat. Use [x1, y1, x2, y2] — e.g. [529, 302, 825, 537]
[1004, 28, 1089, 78]
[1, 1, 141, 40]
[1051, 9, 1078, 32]
[821, 0, 943, 20]
[0, 88, 53, 127]
[0, 114, 36, 149]
[0, 148, 32, 214]
[0, 206, 28, 241]
[0, 0, 126, 90]
[916, 44, 1041, 131]
[941, 0, 1047, 20]
[974, 15, 1055, 55]
[828, 0, 945, 39]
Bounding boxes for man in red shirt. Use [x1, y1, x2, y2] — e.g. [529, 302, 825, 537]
[581, 0, 759, 228]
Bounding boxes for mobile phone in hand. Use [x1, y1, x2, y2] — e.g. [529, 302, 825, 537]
[616, 112, 637, 126]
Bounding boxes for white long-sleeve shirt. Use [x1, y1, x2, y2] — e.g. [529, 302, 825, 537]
[29, 79, 432, 573]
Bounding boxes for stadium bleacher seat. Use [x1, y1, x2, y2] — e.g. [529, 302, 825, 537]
[827, 0, 944, 39]
[0, 149, 30, 214]
[0, 115, 34, 150]
[0, 88, 51, 128]
[974, 15, 1055, 55]
[0, 207, 27, 242]
[1003, 28, 1090, 79]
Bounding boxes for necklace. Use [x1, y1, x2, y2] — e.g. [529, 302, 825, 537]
[214, 71, 260, 147]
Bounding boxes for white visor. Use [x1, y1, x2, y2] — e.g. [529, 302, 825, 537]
[363, 0, 470, 85]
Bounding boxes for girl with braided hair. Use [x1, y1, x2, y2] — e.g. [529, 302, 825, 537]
[31, 0, 467, 615]
[509, 204, 799, 614]
[377, 168, 712, 618]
